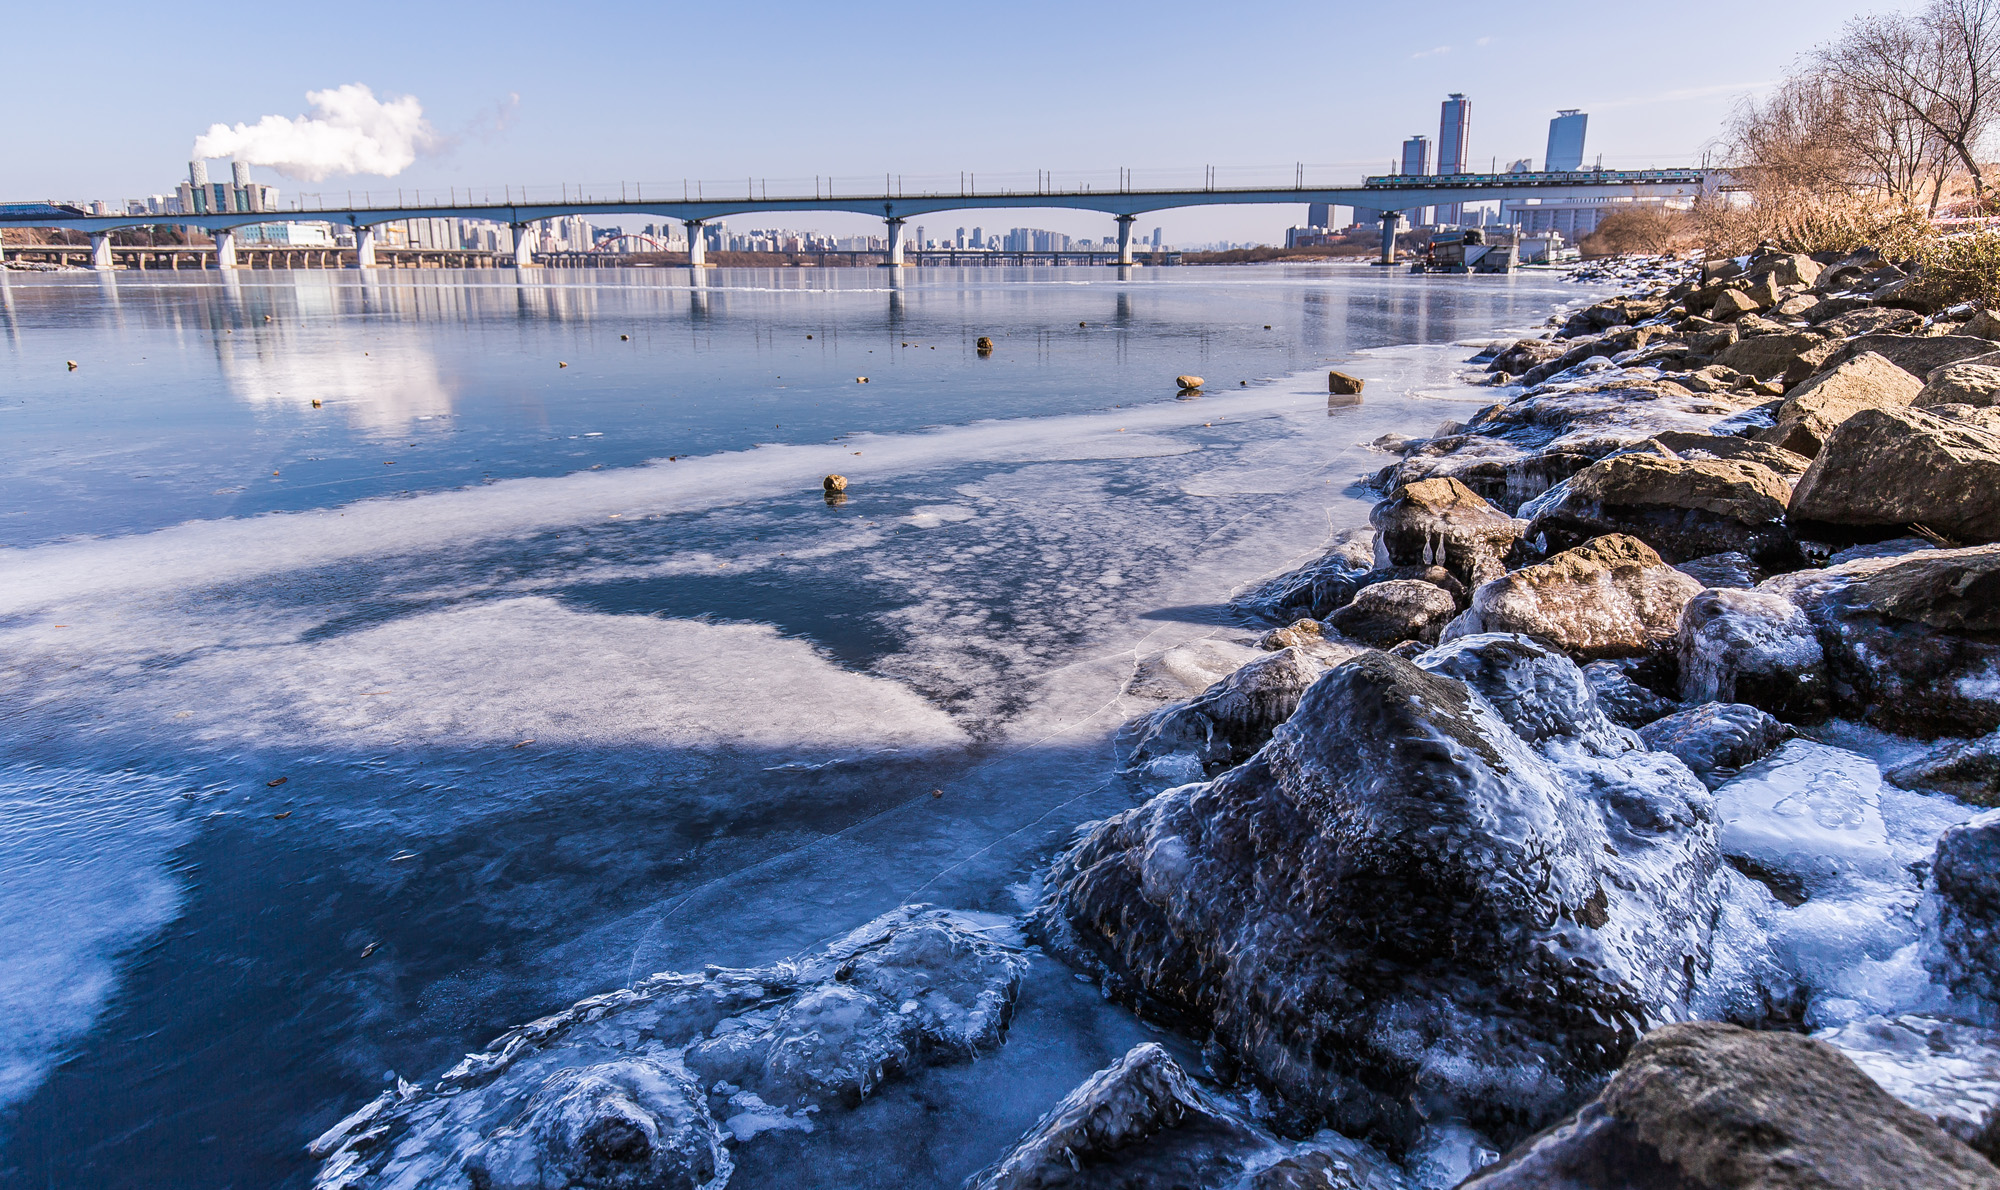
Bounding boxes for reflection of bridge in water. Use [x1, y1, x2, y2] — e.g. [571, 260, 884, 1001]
[3, 168, 1715, 271]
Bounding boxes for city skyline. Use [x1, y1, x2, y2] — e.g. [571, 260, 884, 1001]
[2, 0, 1885, 243]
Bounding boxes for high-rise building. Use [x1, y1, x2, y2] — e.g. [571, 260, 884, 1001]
[1150, 228, 1161, 248]
[1435, 93, 1471, 225]
[1400, 135, 1431, 225]
[1546, 110, 1588, 172]
[1307, 202, 1334, 229]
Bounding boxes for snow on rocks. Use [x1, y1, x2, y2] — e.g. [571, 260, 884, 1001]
[1462, 1021, 2000, 1190]
[1889, 731, 2000, 806]
[1036, 635, 1750, 1153]
[1235, 530, 1377, 623]
[308, 906, 1027, 1190]
[963, 1043, 1413, 1190]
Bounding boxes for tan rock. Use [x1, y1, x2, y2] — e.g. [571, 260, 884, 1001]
[1445, 534, 1704, 660]
[1759, 351, 1922, 457]
[1917, 362, 2000, 409]
[1790, 406, 2000, 543]
[822, 473, 848, 493]
[1369, 477, 1527, 587]
[1709, 289, 1760, 321]
[1176, 374, 1203, 390]
[1327, 370, 1365, 396]
[1529, 452, 1797, 565]
[1717, 329, 1826, 380]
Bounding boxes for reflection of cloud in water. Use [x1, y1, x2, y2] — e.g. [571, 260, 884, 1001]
[216, 335, 454, 437]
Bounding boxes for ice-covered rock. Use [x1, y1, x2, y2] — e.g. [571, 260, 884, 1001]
[1674, 587, 1829, 724]
[1581, 659, 1679, 728]
[1326, 580, 1457, 647]
[1789, 406, 2000, 545]
[1821, 1014, 2000, 1161]
[1237, 530, 1376, 622]
[309, 906, 1027, 1190]
[1525, 451, 1799, 568]
[1762, 544, 2000, 737]
[1888, 731, 2000, 806]
[1443, 534, 1702, 661]
[1935, 811, 2000, 1008]
[962, 1043, 1412, 1190]
[1713, 740, 1903, 896]
[1125, 638, 1266, 701]
[1638, 702, 1790, 789]
[1672, 550, 1760, 589]
[1368, 478, 1528, 587]
[1462, 1021, 2000, 1190]
[1037, 636, 1741, 1152]
[1121, 645, 1363, 782]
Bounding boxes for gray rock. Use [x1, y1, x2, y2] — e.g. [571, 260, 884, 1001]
[1462, 1021, 2000, 1190]
[1238, 530, 1377, 622]
[1674, 588, 1830, 724]
[1887, 731, 2000, 806]
[1637, 702, 1790, 789]
[1828, 536, 1936, 566]
[1122, 645, 1363, 782]
[963, 1043, 1411, 1190]
[1934, 810, 2000, 1007]
[1369, 478, 1528, 587]
[1582, 659, 1679, 727]
[1918, 362, 2000, 409]
[1758, 351, 1922, 458]
[1673, 551, 1760, 589]
[1789, 406, 2000, 544]
[1444, 534, 1703, 661]
[309, 906, 1026, 1190]
[1037, 638, 1735, 1153]
[1328, 579, 1458, 647]
[1762, 544, 2000, 736]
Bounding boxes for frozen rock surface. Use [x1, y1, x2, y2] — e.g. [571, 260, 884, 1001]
[1237, 530, 1376, 622]
[962, 1043, 1411, 1190]
[1326, 580, 1457, 647]
[1582, 659, 1679, 728]
[1038, 635, 1742, 1152]
[1763, 544, 2000, 737]
[1674, 588, 1829, 724]
[1444, 534, 1702, 661]
[1888, 731, 2000, 806]
[309, 906, 1027, 1190]
[1125, 638, 1266, 701]
[1821, 1014, 2000, 1161]
[1121, 644, 1366, 783]
[1935, 810, 2000, 1009]
[1368, 478, 1528, 587]
[1638, 702, 1790, 790]
[1673, 550, 1760, 589]
[1463, 1021, 2000, 1190]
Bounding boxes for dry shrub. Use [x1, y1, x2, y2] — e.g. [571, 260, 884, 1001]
[1913, 228, 2000, 306]
[1579, 207, 1696, 256]
[1693, 189, 1938, 261]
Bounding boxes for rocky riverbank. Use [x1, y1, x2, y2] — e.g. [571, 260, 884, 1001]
[311, 251, 2000, 1189]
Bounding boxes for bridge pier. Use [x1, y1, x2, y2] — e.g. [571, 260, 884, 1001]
[511, 223, 538, 268]
[1377, 211, 1400, 266]
[353, 225, 378, 269]
[1114, 214, 1138, 266]
[885, 217, 907, 267]
[213, 229, 239, 270]
[685, 221, 708, 268]
[89, 232, 114, 270]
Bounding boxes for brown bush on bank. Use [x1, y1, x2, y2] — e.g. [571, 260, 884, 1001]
[1579, 207, 1697, 257]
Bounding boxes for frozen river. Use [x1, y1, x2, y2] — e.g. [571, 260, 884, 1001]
[0, 263, 1592, 1188]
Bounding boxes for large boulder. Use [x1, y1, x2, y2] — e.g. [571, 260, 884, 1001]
[309, 906, 1027, 1189]
[1933, 810, 2000, 1008]
[1037, 636, 1736, 1152]
[1758, 351, 1921, 458]
[1918, 362, 2000, 409]
[1368, 478, 1528, 587]
[1648, 431, 1812, 478]
[1717, 329, 1827, 380]
[1819, 333, 2000, 382]
[1462, 1022, 2000, 1190]
[1122, 645, 1364, 783]
[1526, 450, 1799, 568]
[1675, 588, 1830, 724]
[963, 1043, 1412, 1190]
[1762, 544, 2000, 736]
[1327, 579, 1458, 647]
[1638, 702, 1790, 789]
[1789, 406, 2000, 545]
[1443, 534, 1703, 661]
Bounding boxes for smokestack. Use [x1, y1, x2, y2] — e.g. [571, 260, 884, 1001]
[189, 160, 209, 187]
[231, 160, 251, 186]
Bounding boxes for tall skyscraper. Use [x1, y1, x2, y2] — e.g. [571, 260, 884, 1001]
[1435, 94, 1471, 225]
[1400, 136, 1431, 225]
[1307, 202, 1334, 229]
[1546, 110, 1588, 172]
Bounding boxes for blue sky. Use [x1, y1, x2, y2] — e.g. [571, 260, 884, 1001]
[8, 0, 1897, 242]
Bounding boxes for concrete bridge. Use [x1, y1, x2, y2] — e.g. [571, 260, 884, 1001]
[1, 168, 1713, 270]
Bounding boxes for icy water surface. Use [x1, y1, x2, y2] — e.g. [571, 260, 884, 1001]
[0, 264, 1592, 1188]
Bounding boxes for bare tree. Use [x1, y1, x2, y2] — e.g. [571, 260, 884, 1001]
[1829, 0, 2000, 195]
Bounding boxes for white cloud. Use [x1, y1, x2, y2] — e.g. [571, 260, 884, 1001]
[191, 83, 440, 181]
[1410, 45, 1452, 58]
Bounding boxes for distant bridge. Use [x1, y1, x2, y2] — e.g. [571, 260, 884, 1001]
[1, 169, 1716, 270]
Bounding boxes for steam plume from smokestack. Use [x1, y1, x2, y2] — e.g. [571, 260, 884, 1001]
[191, 84, 439, 181]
